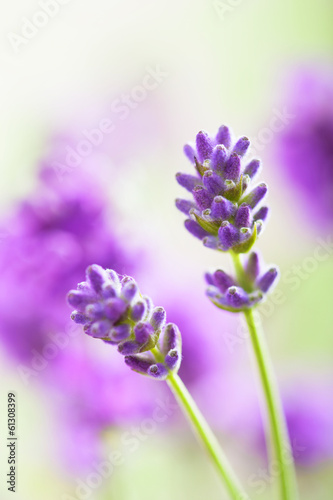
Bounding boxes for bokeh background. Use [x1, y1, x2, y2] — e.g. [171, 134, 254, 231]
[0, 0, 333, 499]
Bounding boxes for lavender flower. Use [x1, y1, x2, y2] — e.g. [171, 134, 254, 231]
[205, 252, 278, 312]
[68, 265, 182, 380]
[176, 126, 268, 253]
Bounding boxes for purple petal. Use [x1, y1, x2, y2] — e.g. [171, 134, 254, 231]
[213, 269, 235, 293]
[203, 170, 224, 196]
[90, 319, 112, 338]
[242, 183, 267, 209]
[210, 196, 235, 220]
[223, 153, 241, 182]
[257, 268, 279, 292]
[235, 204, 252, 228]
[244, 159, 261, 179]
[184, 219, 209, 240]
[245, 252, 261, 281]
[175, 198, 196, 215]
[110, 324, 131, 342]
[86, 264, 108, 293]
[176, 173, 201, 192]
[225, 286, 250, 308]
[148, 363, 168, 380]
[104, 297, 127, 322]
[118, 340, 141, 355]
[218, 222, 239, 251]
[162, 323, 181, 354]
[151, 307, 166, 331]
[134, 322, 154, 344]
[183, 144, 196, 163]
[131, 301, 146, 322]
[125, 353, 155, 374]
[165, 349, 181, 371]
[192, 186, 214, 210]
[253, 206, 269, 222]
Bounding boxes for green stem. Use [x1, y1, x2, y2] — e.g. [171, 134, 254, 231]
[231, 253, 298, 500]
[166, 370, 249, 500]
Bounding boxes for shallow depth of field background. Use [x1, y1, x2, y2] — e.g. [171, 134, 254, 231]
[0, 1, 333, 500]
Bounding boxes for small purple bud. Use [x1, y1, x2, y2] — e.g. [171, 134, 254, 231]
[203, 170, 224, 196]
[242, 183, 267, 209]
[165, 349, 180, 370]
[213, 269, 235, 293]
[218, 221, 239, 251]
[85, 302, 105, 320]
[143, 295, 153, 318]
[101, 283, 117, 299]
[110, 324, 131, 342]
[203, 236, 219, 249]
[104, 298, 127, 322]
[131, 300, 146, 322]
[86, 264, 108, 293]
[162, 323, 181, 354]
[210, 196, 235, 220]
[192, 185, 214, 210]
[67, 290, 96, 311]
[183, 144, 196, 163]
[225, 286, 250, 308]
[253, 206, 269, 222]
[244, 159, 261, 179]
[70, 311, 89, 324]
[215, 125, 231, 148]
[148, 363, 169, 380]
[151, 307, 166, 331]
[205, 272, 215, 285]
[184, 219, 209, 240]
[235, 204, 252, 228]
[125, 354, 155, 374]
[246, 252, 261, 281]
[121, 280, 138, 302]
[211, 144, 228, 172]
[257, 268, 279, 293]
[176, 173, 201, 192]
[223, 153, 241, 182]
[134, 322, 154, 344]
[118, 340, 141, 355]
[196, 131, 213, 162]
[175, 198, 196, 215]
[232, 136, 250, 157]
[90, 320, 112, 338]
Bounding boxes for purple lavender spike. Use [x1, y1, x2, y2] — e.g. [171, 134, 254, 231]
[124, 354, 156, 374]
[118, 340, 141, 355]
[67, 289, 96, 311]
[151, 307, 166, 331]
[148, 363, 168, 379]
[131, 300, 146, 322]
[134, 322, 154, 344]
[244, 159, 261, 179]
[253, 206, 269, 222]
[121, 280, 138, 302]
[223, 153, 241, 182]
[213, 269, 235, 293]
[216, 125, 231, 148]
[104, 298, 127, 322]
[110, 324, 131, 342]
[218, 221, 239, 251]
[192, 186, 214, 210]
[242, 183, 267, 209]
[232, 136, 250, 157]
[246, 252, 261, 281]
[196, 131, 213, 162]
[86, 264, 108, 293]
[235, 204, 252, 228]
[90, 319, 112, 338]
[203, 170, 224, 196]
[165, 349, 180, 370]
[257, 268, 279, 292]
[183, 144, 196, 163]
[176, 173, 201, 192]
[175, 198, 196, 215]
[210, 196, 235, 220]
[225, 286, 250, 309]
[211, 145, 228, 172]
[70, 311, 89, 324]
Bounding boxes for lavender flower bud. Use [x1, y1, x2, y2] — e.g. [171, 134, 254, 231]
[183, 144, 196, 163]
[215, 125, 231, 148]
[203, 170, 224, 196]
[218, 222, 239, 251]
[211, 196, 235, 220]
[211, 145, 228, 172]
[196, 130, 214, 162]
[235, 204, 252, 228]
[176, 173, 201, 192]
[184, 219, 209, 240]
[175, 198, 196, 215]
[192, 185, 214, 210]
[253, 206, 269, 222]
[244, 159, 261, 179]
[257, 268, 279, 293]
[223, 153, 241, 182]
[68, 267, 183, 379]
[232, 136, 250, 157]
[242, 183, 268, 209]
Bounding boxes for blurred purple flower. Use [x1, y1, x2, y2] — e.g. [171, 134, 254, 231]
[0, 162, 131, 363]
[276, 67, 333, 226]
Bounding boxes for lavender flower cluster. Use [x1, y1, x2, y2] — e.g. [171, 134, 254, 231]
[68, 264, 182, 380]
[206, 251, 278, 312]
[176, 126, 268, 254]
